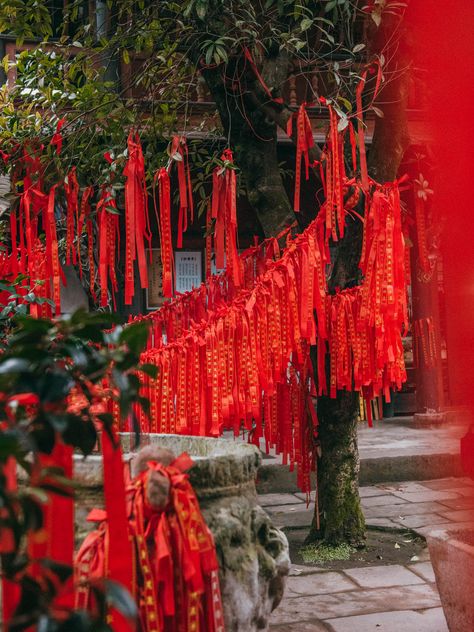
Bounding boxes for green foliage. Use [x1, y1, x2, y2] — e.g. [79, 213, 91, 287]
[0, 301, 152, 630]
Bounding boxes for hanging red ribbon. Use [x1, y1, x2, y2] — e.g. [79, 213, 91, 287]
[97, 187, 119, 308]
[123, 131, 152, 305]
[50, 118, 66, 155]
[154, 167, 174, 298]
[43, 185, 62, 313]
[323, 103, 345, 242]
[211, 149, 241, 287]
[288, 104, 314, 213]
[101, 429, 136, 632]
[169, 136, 194, 249]
[64, 167, 79, 266]
[78, 185, 97, 301]
[1, 458, 21, 627]
[355, 72, 369, 192]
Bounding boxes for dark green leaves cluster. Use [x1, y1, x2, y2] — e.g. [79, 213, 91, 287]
[0, 307, 153, 630]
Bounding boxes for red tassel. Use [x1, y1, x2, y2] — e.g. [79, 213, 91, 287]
[123, 131, 152, 305]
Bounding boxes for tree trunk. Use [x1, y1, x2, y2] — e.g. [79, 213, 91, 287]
[202, 14, 412, 546]
[308, 13, 412, 545]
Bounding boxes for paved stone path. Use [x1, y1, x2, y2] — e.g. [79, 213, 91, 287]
[264, 476, 474, 630]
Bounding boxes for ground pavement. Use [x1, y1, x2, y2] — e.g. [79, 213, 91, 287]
[263, 476, 474, 631]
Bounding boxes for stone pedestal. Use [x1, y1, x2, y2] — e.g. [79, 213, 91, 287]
[74, 434, 290, 632]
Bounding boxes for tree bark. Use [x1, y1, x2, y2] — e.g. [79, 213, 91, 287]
[201, 57, 294, 236]
[308, 13, 412, 546]
[201, 12, 412, 546]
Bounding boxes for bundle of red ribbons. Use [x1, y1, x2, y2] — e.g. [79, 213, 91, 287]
[127, 174, 408, 489]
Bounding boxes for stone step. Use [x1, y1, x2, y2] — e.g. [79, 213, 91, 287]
[257, 452, 463, 494]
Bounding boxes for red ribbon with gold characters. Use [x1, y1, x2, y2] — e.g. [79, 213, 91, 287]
[123, 131, 152, 305]
[287, 104, 314, 213]
[98, 187, 119, 308]
[154, 168, 174, 299]
[75, 452, 225, 632]
[169, 136, 194, 250]
[64, 167, 79, 266]
[211, 149, 241, 287]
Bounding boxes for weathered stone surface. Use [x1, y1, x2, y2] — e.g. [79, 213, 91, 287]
[364, 500, 448, 519]
[286, 572, 357, 596]
[326, 607, 448, 632]
[408, 561, 436, 583]
[259, 493, 303, 507]
[74, 433, 289, 632]
[438, 497, 474, 510]
[358, 486, 388, 498]
[361, 494, 408, 507]
[391, 490, 461, 503]
[268, 584, 441, 623]
[270, 621, 329, 631]
[343, 564, 425, 588]
[391, 513, 452, 529]
[423, 477, 474, 491]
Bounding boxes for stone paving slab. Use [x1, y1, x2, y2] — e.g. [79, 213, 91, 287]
[287, 572, 358, 596]
[408, 561, 436, 583]
[259, 493, 302, 507]
[264, 478, 474, 630]
[358, 486, 388, 498]
[325, 608, 448, 632]
[437, 496, 474, 510]
[363, 500, 449, 519]
[270, 622, 331, 631]
[390, 490, 462, 503]
[422, 477, 474, 490]
[342, 564, 424, 588]
[438, 508, 474, 522]
[361, 494, 409, 507]
[390, 513, 452, 529]
[269, 584, 441, 624]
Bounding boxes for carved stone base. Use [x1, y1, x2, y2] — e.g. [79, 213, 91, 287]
[74, 434, 290, 632]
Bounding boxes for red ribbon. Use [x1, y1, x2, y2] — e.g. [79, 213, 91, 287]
[211, 149, 241, 287]
[154, 167, 174, 298]
[98, 187, 119, 308]
[355, 73, 369, 192]
[170, 136, 194, 250]
[65, 167, 79, 266]
[288, 104, 314, 213]
[101, 429, 135, 632]
[123, 131, 152, 305]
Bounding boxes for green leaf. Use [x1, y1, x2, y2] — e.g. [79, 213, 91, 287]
[119, 323, 150, 354]
[139, 363, 158, 379]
